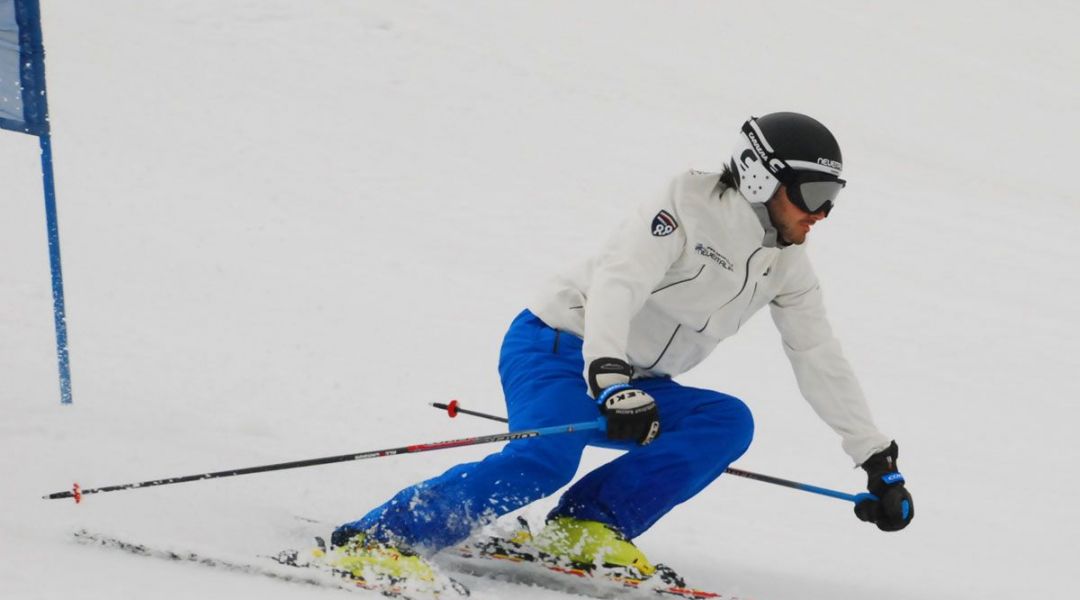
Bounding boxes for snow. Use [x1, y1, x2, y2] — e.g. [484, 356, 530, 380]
[2, 1, 1078, 598]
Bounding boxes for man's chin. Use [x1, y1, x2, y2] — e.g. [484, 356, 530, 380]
[781, 231, 807, 245]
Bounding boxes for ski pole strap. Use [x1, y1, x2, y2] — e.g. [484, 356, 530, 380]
[596, 383, 633, 405]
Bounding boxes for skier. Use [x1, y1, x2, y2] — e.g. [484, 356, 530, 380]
[329, 112, 915, 582]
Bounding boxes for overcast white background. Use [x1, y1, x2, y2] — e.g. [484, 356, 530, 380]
[3, 2, 1078, 599]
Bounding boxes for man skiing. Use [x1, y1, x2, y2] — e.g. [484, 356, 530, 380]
[329, 112, 915, 583]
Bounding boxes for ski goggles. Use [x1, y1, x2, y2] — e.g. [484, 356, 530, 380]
[784, 171, 846, 216]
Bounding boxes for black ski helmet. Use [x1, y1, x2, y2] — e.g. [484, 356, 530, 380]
[729, 112, 846, 214]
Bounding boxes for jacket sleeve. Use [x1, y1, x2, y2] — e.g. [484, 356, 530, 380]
[581, 189, 686, 388]
[769, 251, 892, 465]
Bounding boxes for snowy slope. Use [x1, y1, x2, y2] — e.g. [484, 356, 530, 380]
[2, 1, 1078, 599]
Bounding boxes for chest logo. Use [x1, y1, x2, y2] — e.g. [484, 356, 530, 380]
[651, 210, 678, 237]
[695, 243, 734, 271]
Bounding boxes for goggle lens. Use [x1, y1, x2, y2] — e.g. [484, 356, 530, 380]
[788, 176, 845, 216]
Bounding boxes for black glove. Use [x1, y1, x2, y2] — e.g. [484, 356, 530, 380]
[587, 357, 634, 398]
[588, 358, 660, 445]
[854, 441, 914, 532]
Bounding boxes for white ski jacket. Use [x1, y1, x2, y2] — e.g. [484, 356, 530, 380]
[529, 171, 891, 464]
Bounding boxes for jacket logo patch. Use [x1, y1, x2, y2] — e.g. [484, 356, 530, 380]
[695, 243, 734, 271]
[651, 210, 678, 237]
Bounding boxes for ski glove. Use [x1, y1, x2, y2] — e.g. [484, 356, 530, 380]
[854, 441, 914, 532]
[588, 358, 660, 446]
[587, 357, 634, 398]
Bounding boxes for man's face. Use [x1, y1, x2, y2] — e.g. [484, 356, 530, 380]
[766, 184, 827, 246]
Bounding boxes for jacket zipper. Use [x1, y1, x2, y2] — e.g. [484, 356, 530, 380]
[644, 325, 682, 370]
[696, 247, 763, 333]
[651, 264, 706, 294]
[737, 282, 760, 329]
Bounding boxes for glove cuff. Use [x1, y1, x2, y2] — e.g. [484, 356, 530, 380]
[862, 441, 904, 496]
[860, 440, 899, 475]
[587, 357, 633, 398]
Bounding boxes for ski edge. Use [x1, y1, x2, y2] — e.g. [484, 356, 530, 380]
[438, 537, 736, 600]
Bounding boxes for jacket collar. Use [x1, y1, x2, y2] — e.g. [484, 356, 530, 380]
[716, 181, 783, 249]
[750, 203, 782, 248]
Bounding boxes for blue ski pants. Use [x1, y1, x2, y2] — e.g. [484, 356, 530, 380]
[333, 310, 754, 551]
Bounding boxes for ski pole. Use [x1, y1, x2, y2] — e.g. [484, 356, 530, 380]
[431, 401, 875, 504]
[43, 418, 606, 503]
[720, 467, 873, 503]
[433, 400, 506, 423]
